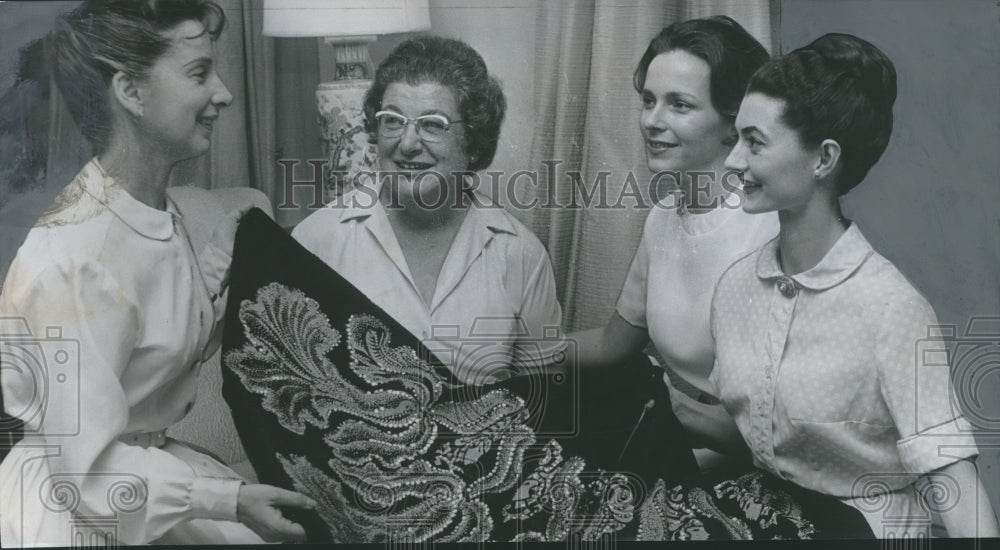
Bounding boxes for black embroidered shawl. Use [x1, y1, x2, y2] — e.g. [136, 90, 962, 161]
[220, 209, 861, 542]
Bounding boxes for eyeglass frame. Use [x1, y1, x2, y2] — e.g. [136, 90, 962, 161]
[373, 110, 466, 142]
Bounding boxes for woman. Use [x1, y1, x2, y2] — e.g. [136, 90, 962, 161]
[572, 16, 777, 468]
[715, 33, 1000, 538]
[293, 35, 564, 386]
[0, 1, 314, 545]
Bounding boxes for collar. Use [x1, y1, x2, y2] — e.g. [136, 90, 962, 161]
[78, 158, 176, 241]
[756, 223, 873, 291]
[336, 177, 518, 312]
[336, 176, 518, 236]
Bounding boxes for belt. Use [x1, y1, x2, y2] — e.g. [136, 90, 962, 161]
[119, 429, 167, 449]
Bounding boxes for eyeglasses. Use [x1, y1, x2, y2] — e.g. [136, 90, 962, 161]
[374, 110, 465, 142]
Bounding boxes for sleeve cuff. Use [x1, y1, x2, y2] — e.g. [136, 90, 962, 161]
[190, 476, 243, 522]
[897, 416, 979, 474]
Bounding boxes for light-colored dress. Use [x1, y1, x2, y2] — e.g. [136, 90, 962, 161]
[616, 201, 778, 396]
[292, 183, 565, 385]
[710, 223, 978, 537]
[0, 159, 262, 546]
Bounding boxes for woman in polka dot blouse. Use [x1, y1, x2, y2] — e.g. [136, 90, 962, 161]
[713, 33, 999, 538]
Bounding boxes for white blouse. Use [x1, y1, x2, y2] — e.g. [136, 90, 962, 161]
[711, 224, 978, 537]
[0, 159, 244, 545]
[292, 184, 565, 385]
[616, 201, 778, 396]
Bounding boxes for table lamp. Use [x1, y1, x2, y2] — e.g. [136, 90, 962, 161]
[263, 0, 432, 195]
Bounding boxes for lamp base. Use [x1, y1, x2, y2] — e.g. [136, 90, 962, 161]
[317, 80, 378, 198]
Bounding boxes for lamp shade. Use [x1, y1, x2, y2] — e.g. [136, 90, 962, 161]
[262, 0, 432, 38]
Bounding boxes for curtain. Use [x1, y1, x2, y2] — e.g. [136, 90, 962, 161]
[0, 0, 320, 283]
[171, 0, 321, 229]
[524, 0, 776, 331]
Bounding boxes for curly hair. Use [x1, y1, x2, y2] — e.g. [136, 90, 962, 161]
[362, 35, 506, 172]
[634, 15, 770, 125]
[746, 33, 897, 195]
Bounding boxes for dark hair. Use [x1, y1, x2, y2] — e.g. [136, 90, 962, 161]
[747, 33, 897, 195]
[363, 35, 506, 172]
[0, 0, 225, 199]
[633, 15, 769, 123]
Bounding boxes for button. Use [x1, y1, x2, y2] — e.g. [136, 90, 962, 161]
[776, 277, 798, 298]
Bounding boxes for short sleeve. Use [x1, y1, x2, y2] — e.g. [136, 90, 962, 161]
[615, 215, 652, 329]
[510, 239, 566, 369]
[875, 293, 978, 474]
[0, 259, 241, 544]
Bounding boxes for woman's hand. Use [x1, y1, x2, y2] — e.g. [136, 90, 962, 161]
[236, 484, 317, 542]
[666, 383, 747, 456]
[567, 313, 650, 370]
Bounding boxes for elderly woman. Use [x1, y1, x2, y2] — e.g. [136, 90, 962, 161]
[293, 35, 564, 385]
[715, 33, 1000, 538]
[0, 1, 314, 545]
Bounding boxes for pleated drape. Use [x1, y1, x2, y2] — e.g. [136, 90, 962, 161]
[526, 0, 775, 330]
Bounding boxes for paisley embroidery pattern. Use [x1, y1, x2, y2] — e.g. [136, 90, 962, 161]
[224, 270, 828, 541]
[228, 282, 636, 542]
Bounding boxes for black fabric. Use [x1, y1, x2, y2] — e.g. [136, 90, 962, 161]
[0, 382, 23, 466]
[220, 209, 868, 542]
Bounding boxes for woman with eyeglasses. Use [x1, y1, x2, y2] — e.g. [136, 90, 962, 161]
[293, 35, 564, 385]
[220, 32, 805, 543]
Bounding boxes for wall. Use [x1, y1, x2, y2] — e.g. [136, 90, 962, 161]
[0, 2, 79, 90]
[779, 0, 1000, 515]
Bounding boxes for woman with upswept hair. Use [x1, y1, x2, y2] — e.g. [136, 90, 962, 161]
[714, 32, 1000, 538]
[0, 1, 315, 544]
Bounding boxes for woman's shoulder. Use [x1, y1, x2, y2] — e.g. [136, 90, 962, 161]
[471, 201, 548, 257]
[291, 204, 348, 244]
[3, 222, 122, 302]
[856, 249, 937, 320]
[291, 186, 378, 235]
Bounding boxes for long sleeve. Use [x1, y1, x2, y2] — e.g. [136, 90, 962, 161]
[1, 258, 241, 544]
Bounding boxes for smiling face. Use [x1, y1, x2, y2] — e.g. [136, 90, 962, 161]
[639, 50, 734, 176]
[134, 20, 232, 162]
[725, 93, 821, 215]
[377, 81, 469, 206]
